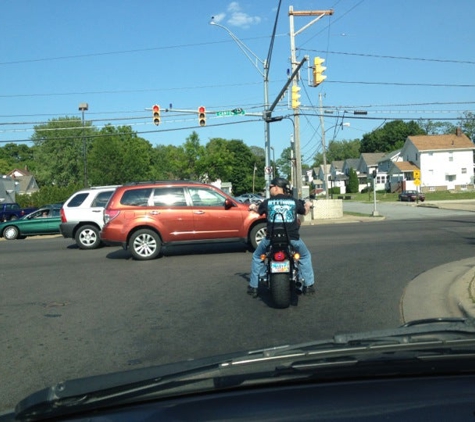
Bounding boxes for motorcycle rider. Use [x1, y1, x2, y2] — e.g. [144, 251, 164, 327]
[247, 177, 315, 298]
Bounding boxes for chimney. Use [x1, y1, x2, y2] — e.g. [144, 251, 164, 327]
[456, 127, 462, 137]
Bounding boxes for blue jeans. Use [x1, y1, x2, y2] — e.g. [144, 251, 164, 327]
[249, 238, 315, 288]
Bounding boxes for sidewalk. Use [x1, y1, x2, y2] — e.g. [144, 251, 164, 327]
[401, 257, 475, 322]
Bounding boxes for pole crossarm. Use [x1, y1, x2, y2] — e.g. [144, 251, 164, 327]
[289, 9, 334, 37]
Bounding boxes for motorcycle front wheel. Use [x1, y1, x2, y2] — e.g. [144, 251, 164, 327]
[270, 273, 291, 309]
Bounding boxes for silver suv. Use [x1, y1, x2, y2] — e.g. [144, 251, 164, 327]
[60, 186, 119, 249]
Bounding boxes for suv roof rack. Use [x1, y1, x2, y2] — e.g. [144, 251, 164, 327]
[123, 180, 203, 186]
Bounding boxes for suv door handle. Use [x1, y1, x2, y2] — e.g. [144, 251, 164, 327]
[193, 211, 205, 215]
[150, 211, 160, 215]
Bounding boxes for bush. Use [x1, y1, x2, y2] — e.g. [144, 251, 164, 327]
[16, 183, 83, 208]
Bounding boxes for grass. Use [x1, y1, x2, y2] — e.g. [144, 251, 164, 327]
[337, 190, 475, 203]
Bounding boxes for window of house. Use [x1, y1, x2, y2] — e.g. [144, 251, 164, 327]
[449, 152, 454, 162]
[462, 168, 467, 174]
[446, 175, 456, 182]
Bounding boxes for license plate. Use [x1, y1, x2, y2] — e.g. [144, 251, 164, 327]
[270, 260, 290, 273]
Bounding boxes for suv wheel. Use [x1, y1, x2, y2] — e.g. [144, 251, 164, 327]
[250, 222, 266, 250]
[75, 225, 101, 250]
[129, 229, 161, 260]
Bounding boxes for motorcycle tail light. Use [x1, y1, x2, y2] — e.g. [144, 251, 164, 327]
[293, 252, 300, 261]
[273, 251, 286, 261]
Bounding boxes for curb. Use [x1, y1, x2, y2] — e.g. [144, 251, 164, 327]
[455, 266, 475, 318]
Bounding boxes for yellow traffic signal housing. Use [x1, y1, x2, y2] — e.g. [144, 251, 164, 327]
[198, 106, 206, 126]
[313, 57, 327, 86]
[152, 104, 160, 126]
[291, 85, 301, 109]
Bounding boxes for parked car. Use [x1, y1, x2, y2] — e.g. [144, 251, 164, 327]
[100, 181, 267, 260]
[234, 193, 264, 204]
[398, 190, 425, 202]
[0, 202, 38, 222]
[0, 205, 62, 240]
[60, 185, 120, 249]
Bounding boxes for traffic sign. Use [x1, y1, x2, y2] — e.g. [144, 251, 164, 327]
[413, 170, 421, 179]
[216, 108, 245, 117]
[414, 179, 421, 186]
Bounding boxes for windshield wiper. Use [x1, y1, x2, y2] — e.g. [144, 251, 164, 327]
[10, 318, 475, 421]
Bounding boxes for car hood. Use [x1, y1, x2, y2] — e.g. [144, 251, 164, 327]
[4, 318, 475, 421]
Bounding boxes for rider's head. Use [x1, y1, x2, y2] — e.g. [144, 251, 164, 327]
[269, 177, 291, 196]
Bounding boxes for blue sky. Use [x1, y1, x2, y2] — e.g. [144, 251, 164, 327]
[1, 0, 474, 166]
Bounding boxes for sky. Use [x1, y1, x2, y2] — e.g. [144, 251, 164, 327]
[1, 0, 474, 167]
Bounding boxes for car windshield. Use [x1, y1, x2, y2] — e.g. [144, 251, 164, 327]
[2, 1, 475, 420]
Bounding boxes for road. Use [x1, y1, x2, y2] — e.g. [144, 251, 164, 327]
[2, 205, 475, 411]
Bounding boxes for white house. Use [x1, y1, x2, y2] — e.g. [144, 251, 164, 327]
[400, 129, 474, 192]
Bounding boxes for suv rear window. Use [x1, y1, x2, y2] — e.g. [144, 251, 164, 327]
[120, 188, 153, 206]
[91, 191, 114, 207]
[67, 193, 89, 207]
[152, 187, 187, 206]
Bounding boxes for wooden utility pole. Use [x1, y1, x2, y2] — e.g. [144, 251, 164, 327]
[288, 6, 333, 198]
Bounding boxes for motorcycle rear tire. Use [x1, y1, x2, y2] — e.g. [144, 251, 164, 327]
[270, 273, 291, 309]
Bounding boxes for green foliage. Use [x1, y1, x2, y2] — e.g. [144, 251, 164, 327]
[88, 125, 153, 185]
[360, 120, 426, 153]
[329, 186, 341, 195]
[312, 139, 361, 167]
[16, 183, 82, 208]
[32, 117, 97, 186]
[347, 168, 359, 193]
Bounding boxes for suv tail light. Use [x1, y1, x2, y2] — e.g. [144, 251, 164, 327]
[60, 208, 67, 223]
[104, 210, 121, 224]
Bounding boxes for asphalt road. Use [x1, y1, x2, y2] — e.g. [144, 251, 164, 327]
[2, 204, 475, 412]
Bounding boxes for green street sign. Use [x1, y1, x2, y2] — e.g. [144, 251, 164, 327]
[216, 108, 245, 117]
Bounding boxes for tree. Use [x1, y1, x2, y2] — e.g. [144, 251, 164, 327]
[200, 138, 235, 182]
[275, 147, 293, 180]
[312, 139, 360, 167]
[88, 125, 153, 185]
[0, 143, 35, 174]
[459, 111, 475, 142]
[417, 119, 455, 135]
[360, 120, 426, 153]
[347, 168, 359, 193]
[31, 117, 96, 186]
[227, 140, 261, 194]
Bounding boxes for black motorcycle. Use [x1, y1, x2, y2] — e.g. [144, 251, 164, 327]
[259, 213, 302, 308]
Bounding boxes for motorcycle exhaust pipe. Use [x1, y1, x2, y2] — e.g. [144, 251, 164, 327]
[295, 280, 303, 295]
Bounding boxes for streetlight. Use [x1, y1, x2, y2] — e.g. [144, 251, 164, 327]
[210, 18, 273, 197]
[78, 103, 89, 188]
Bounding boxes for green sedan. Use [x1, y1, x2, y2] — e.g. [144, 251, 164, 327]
[0, 206, 62, 240]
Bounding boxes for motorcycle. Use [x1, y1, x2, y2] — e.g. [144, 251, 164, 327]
[259, 213, 302, 308]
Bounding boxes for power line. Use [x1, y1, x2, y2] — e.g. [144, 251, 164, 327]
[303, 49, 475, 65]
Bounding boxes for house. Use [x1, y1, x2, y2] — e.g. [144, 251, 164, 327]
[329, 160, 347, 194]
[358, 153, 386, 191]
[342, 158, 366, 192]
[399, 129, 474, 192]
[387, 161, 421, 192]
[6, 167, 40, 195]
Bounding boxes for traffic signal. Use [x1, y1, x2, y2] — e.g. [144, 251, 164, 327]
[198, 106, 206, 126]
[291, 85, 301, 109]
[152, 104, 160, 126]
[313, 57, 327, 86]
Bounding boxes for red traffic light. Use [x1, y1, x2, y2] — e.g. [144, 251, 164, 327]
[198, 106, 206, 127]
[152, 104, 160, 126]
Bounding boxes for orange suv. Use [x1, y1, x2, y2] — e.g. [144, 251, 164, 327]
[100, 181, 267, 260]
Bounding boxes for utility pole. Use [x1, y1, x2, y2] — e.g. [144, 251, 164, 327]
[319, 93, 329, 199]
[288, 6, 333, 198]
